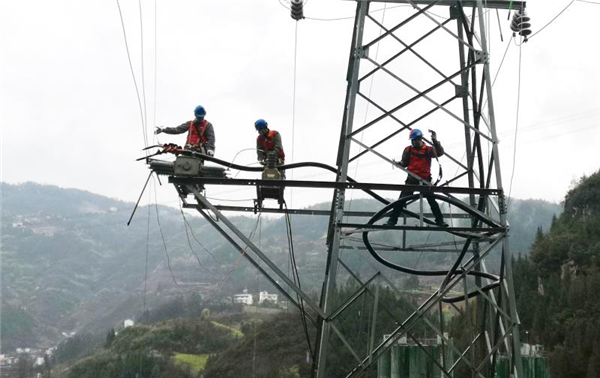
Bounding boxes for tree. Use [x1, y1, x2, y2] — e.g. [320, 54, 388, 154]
[105, 328, 116, 348]
[17, 353, 32, 378]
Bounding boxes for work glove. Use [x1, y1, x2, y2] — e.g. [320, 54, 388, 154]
[154, 127, 162, 135]
[429, 129, 437, 141]
[206, 150, 214, 157]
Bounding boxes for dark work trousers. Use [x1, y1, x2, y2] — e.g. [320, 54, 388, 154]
[387, 176, 444, 224]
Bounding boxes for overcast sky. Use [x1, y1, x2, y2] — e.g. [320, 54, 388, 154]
[1, 0, 599, 211]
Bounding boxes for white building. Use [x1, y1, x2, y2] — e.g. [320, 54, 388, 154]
[233, 288, 253, 305]
[234, 294, 253, 305]
[124, 319, 135, 328]
[258, 291, 278, 304]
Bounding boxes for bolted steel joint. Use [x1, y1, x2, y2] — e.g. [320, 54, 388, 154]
[474, 50, 489, 64]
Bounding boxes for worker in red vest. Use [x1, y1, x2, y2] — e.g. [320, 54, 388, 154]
[386, 129, 447, 227]
[255, 119, 286, 179]
[155, 105, 215, 156]
[255, 119, 285, 164]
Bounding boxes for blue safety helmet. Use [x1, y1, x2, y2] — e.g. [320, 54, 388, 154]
[194, 105, 206, 118]
[409, 129, 423, 140]
[255, 119, 268, 130]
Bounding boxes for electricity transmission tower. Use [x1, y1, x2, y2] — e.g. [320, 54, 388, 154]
[148, 0, 527, 377]
[316, 1, 525, 377]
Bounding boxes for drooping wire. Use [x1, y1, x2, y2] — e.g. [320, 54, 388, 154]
[142, 181, 151, 322]
[116, 0, 148, 148]
[283, 202, 313, 359]
[346, 4, 388, 217]
[290, 20, 299, 206]
[221, 213, 263, 278]
[152, 176, 185, 289]
[507, 42, 522, 209]
[152, 0, 158, 144]
[179, 200, 222, 278]
[528, 0, 576, 41]
[138, 0, 148, 135]
[179, 204, 222, 264]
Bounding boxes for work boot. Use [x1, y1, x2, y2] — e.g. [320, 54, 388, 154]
[435, 218, 449, 227]
[385, 217, 398, 227]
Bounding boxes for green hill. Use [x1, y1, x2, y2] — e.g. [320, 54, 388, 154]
[61, 316, 239, 378]
[513, 170, 600, 378]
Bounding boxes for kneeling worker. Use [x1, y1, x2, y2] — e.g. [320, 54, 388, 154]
[155, 105, 215, 156]
[255, 119, 285, 179]
[255, 119, 285, 164]
[386, 129, 447, 227]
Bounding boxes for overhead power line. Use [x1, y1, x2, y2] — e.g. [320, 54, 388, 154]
[507, 42, 523, 209]
[116, 0, 148, 148]
[528, 0, 575, 40]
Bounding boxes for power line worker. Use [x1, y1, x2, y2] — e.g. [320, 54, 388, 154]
[386, 129, 448, 227]
[255, 119, 285, 164]
[255, 119, 286, 178]
[155, 105, 216, 156]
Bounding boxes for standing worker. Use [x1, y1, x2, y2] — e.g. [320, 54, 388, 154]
[386, 129, 447, 227]
[155, 105, 216, 156]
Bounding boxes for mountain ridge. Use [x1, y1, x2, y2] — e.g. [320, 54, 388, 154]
[1, 181, 561, 352]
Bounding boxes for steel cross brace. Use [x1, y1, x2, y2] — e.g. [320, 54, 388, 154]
[338, 260, 483, 377]
[345, 234, 505, 376]
[184, 185, 325, 319]
[323, 230, 505, 377]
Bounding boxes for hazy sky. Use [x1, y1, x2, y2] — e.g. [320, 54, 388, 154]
[1, 0, 599, 211]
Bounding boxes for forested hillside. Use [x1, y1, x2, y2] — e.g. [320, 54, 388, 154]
[513, 171, 600, 378]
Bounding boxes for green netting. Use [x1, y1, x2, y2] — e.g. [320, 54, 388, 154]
[377, 345, 452, 378]
[377, 346, 549, 378]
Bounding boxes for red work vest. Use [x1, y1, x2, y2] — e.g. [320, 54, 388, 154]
[185, 120, 208, 147]
[257, 130, 285, 159]
[405, 145, 433, 179]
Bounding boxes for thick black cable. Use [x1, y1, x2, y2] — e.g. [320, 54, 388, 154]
[360, 195, 500, 303]
[161, 151, 390, 205]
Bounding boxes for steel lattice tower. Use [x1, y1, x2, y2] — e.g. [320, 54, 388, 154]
[316, 1, 525, 377]
[152, 0, 527, 376]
